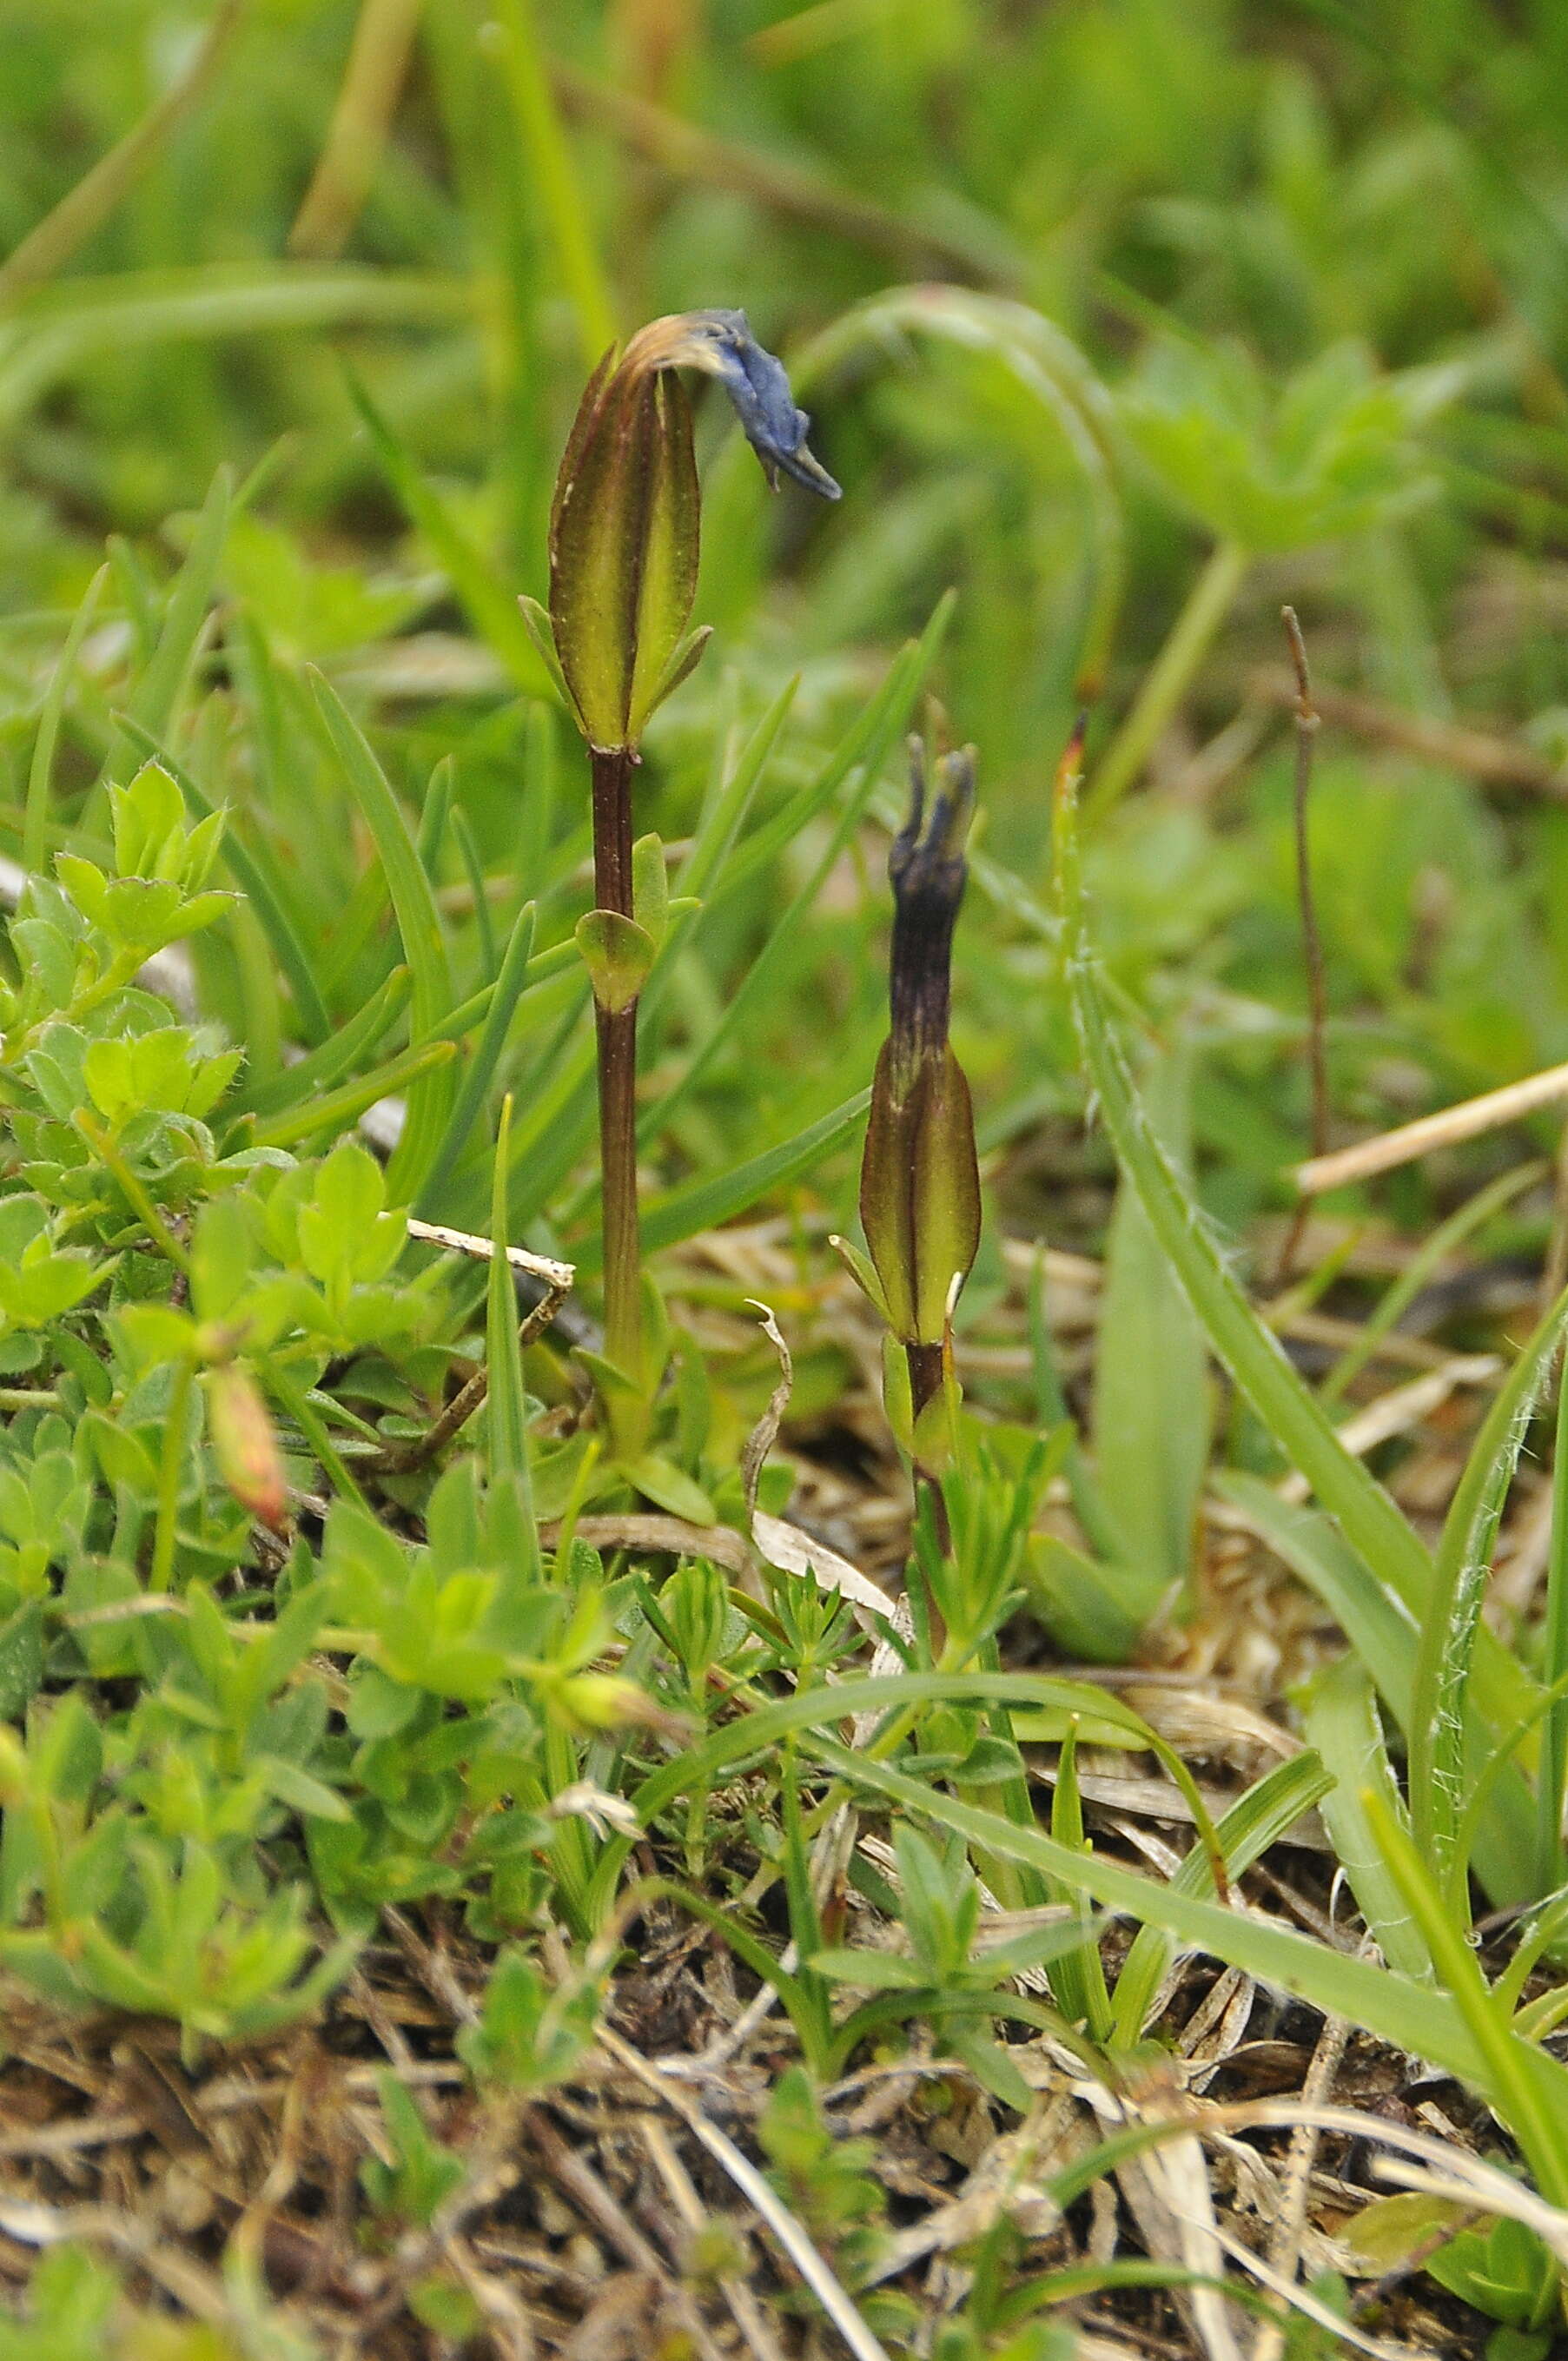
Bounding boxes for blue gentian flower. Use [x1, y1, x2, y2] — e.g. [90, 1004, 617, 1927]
[622, 309, 841, 499]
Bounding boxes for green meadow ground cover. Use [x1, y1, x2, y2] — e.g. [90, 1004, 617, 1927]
[11, 2, 1568, 2354]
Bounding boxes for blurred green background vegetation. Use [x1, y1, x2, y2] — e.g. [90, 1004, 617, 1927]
[8, 0, 1568, 1249]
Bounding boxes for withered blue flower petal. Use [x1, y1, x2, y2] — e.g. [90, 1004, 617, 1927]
[628, 309, 841, 499]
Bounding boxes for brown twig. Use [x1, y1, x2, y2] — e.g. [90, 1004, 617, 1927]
[367, 1221, 573, 1475]
[1248, 665, 1567, 799]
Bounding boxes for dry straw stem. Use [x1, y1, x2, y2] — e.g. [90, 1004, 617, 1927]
[288, 0, 425, 259]
[597, 2024, 895, 2361]
[1295, 1059, 1568, 1194]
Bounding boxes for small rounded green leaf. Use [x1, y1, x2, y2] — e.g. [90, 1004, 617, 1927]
[574, 909, 656, 1012]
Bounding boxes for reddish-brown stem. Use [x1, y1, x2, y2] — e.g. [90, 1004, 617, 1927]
[590, 744, 643, 1406]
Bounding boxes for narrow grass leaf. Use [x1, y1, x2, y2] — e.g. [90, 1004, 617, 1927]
[1056, 764, 1542, 1895]
[1092, 1046, 1209, 1604]
[307, 669, 456, 1196]
[1322, 1161, 1545, 1405]
[715, 594, 955, 905]
[122, 464, 231, 757]
[1045, 1723, 1115, 2040]
[620, 1673, 1223, 1901]
[1222, 1471, 1539, 1908]
[1300, 1655, 1430, 1980]
[1410, 1281, 1568, 1893]
[248, 1037, 455, 1152]
[416, 899, 536, 1217]
[24, 562, 106, 877]
[1109, 1749, 1334, 2043]
[349, 375, 556, 698]
[638, 607, 950, 1147]
[0, 265, 467, 429]
[1360, 1784, 1568, 2205]
[486, 1097, 540, 1580]
[1539, 1372, 1568, 1894]
[806, 1736, 1504, 2105]
[236, 968, 411, 1118]
[487, 0, 617, 366]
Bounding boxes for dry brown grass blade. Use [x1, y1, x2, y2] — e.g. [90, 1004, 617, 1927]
[1296, 1062, 1568, 1194]
[1247, 2014, 1350, 2361]
[638, 2113, 789, 2361]
[598, 2024, 895, 2361]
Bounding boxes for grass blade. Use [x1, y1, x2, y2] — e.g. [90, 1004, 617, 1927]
[1321, 1160, 1545, 1405]
[1300, 1654, 1431, 1981]
[23, 562, 107, 877]
[1108, 1751, 1334, 2044]
[347, 374, 557, 699]
[1539, 1372, 1568, 1894]
[1215, 1469, 1540, 1906]
[581, 1087, 871, 1271]
[487, 0, 617, 367]
[486, 1096, 540, 1581]
[639, 600, 952, 1147]
[1056, 761, 1431, 1623]
[1054, 745, 1543, 1901]
[1410, 1281, 1568, 1896]
[1092, 1045, 1209, 1607]
[1360, 1783, 1568, 2205]
[416, 899, 536, 1218]
[121, 463, 231, 760]
[307, 668, 456, 1198]
[805, 1733, 1507, 2104]
[1044, 1723, 1115, 2041]
[247, 1038, 455, 1153]
[235, 969, 411, 1119]
[0, 264, 467, 428]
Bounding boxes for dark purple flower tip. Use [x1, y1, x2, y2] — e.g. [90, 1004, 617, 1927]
[626, 308, 841, 499]
[891, 739, 974, 919]
[888, 739, 975, 1087]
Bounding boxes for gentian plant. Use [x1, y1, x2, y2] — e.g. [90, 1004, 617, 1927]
[843, 738, 982, 1520]
[527, 311, 838, 1457]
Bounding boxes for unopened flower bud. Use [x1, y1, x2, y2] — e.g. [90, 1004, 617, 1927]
[858, 743, 981, 1353]
[553, 1671, 689, 1739]
[207, 1360, 288, 1535]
